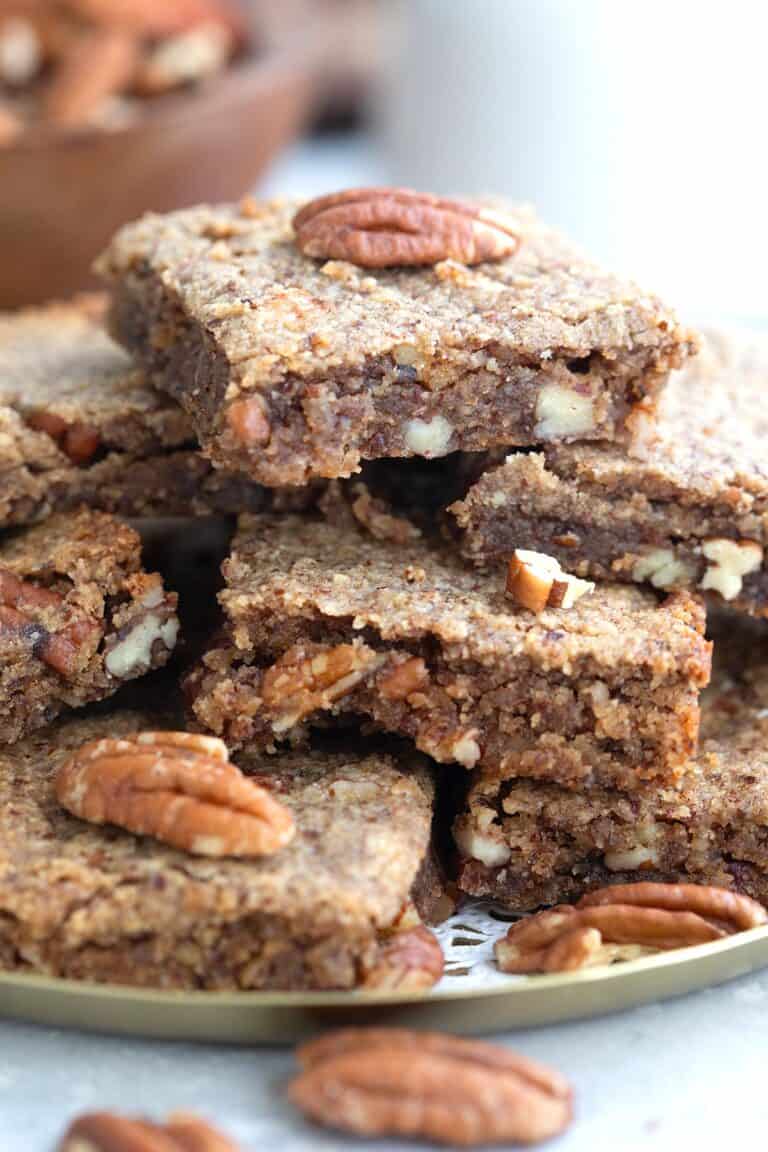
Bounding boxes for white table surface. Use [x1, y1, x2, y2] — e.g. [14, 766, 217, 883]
[4, 134, 765, 1149]
[2, 964, 767, 1149]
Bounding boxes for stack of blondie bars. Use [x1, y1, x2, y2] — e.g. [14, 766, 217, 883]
[1, 187, 766, 991]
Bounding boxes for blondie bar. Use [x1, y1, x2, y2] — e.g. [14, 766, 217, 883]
[187, 514, 711, 788]
[455, 661, 768, 911]
[0, 509, 178, 742]
[0, 296, 279, 527]
[453, 330, 768, 616]
[98, 196, 696, 486]
[0, 711, 436, 989]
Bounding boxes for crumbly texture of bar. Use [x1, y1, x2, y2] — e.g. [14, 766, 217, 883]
[453, 330, 768, 615]
[456, 661, 768, 910]
[98, 198, 696, 486]
[0, 297, 284, 526]
[187, 514, 711, 789]
[0, 712, 436, 990]
[0, 510, 179, 742]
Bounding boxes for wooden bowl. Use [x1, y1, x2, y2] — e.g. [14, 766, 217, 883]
[0, 51, 310, 308]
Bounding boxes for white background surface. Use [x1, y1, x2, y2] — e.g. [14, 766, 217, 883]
[378, 0, 768, 323]
[3, 963, 768, 1150]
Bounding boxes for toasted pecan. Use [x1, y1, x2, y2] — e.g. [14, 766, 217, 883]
[0, 567, 103, 676]
[59, 1110, 239, 1151]
[43, 27, 140, 127]
[25, 409, 102, 466]
[506, 549, 594, 614]
[56, 730, 295, 857]
[293, 187, 520, 268]
[362, 924, 444, 992]
[495, 882, 767, 975]
[290, 1028, 572, 1146]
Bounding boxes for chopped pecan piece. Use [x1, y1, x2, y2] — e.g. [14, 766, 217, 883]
[59, 1110, 239, 1151]
[289, 1028, 573, 1146]
[261, 642, 385, 734]
[293, 187, 521, 268]
[136, 22, 233, 94]
[378, 656, 429, 701]
[56, 731, 295, 857]
[226, 395, 271, 448]
[0, 567, 102, 677]
[506, 548, 594, 613]
[495, 882, 767, 974]
[103, 573, 179, 679]
[362, 923, 444, 992]
[25, 408, 103, 466]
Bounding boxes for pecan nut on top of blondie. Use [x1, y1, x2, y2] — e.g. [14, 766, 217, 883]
[0, 710, 437, 991]
[97, 187, 696, 486]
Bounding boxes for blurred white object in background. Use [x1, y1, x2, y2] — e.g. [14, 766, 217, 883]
[378, 0, 768, 320]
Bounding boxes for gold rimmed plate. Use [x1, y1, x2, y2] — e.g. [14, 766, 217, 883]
[2, 920, 768, 1045]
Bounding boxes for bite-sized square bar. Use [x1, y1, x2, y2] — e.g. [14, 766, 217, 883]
[453, 330, 768, 616]
[0, 296, 289, 528]
[0, 509, 178, 742]
[98, 197, 696, 487]
[0, 711, 436, 990]
[187, 514, 712, 789]
[455, 661, 768, 911]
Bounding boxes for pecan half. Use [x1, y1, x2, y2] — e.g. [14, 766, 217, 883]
[579, 881, 768, 931]
[260, 642, 385, 734]
[293, 188, 520, 268]
[43, 28, 141, 127]
[495, 882, 767, 975]
[506, 549, 594, 613]
[362, 924, 444, 992]
[0, 567, 103, 677]
[55, 731, 295, 857]
[69, 0, 247, 40]
[289, 1028, 573, 1146]
[59, 1110, 239, 1151]
[25, 409, 102, 466]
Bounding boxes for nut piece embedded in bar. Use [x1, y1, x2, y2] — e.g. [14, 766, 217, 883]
[505, 548, 595, 613]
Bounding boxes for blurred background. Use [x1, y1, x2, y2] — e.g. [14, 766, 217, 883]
[2, 0, 767, 318]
